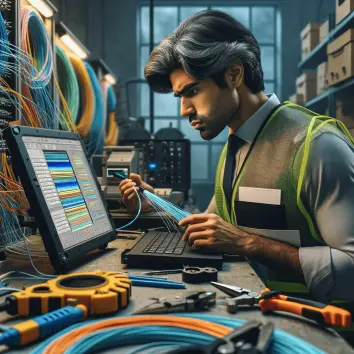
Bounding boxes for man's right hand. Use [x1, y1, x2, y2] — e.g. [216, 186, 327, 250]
[119, 173, 154, 212]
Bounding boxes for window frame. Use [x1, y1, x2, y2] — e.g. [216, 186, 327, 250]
[137, 1, 280, 182]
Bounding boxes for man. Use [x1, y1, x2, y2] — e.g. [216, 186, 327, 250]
[119, 10, 354, 308]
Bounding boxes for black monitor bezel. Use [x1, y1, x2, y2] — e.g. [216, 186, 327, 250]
[3, 126, 116, 273]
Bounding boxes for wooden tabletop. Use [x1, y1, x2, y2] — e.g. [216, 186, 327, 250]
[1, 236, 353, 354]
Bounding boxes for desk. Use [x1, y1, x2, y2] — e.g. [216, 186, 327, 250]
[1, 237, 353, 354]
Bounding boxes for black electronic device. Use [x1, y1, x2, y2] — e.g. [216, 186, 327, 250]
[3, 126, 117, 273]
[120, 139, 191, 198]
[121, 231, 223, 270]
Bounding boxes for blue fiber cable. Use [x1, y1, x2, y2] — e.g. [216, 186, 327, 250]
[115, 188, 141, 230]
[106, 85, 117, 134]
[84, 62, 105, 157]
[0, 12, 9, 77]
[30, 314, 325, 354]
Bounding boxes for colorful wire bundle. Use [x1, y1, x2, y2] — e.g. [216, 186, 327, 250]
[55, 45, 79, 125]
[142, 189, 191, 232]
[31, 314, 325, 354]
[0, 12, 8, 77]
[84, 62, 104, 157]
[20, 6, 56, 129]
[69, 54, 94, 138]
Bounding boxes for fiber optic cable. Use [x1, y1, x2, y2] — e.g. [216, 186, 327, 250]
[30, 314, 324, 354]
[84, 62, 105, 157]
[69, 54, 94, 138]
[103, 83, 118, 146]
[55, 45, 79, 125]
[0, 12, 9, 77]
[20, 7, 56, 129]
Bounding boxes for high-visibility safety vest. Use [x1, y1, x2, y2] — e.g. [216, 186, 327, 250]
[215, 102, 354, 329]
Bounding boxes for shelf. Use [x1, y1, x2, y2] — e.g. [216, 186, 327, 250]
[298, 11, 354, 71]
[332, 76, 354, 94]
[304, 90, 329, 108]
[305, 77, 354, 109]
[298, 38, 328, 71]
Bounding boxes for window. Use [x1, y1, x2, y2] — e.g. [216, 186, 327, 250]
[138, 3, 280, 184]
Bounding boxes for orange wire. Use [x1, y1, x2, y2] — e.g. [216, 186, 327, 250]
[43, 315, 231, 354]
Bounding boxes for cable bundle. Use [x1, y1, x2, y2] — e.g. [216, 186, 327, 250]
[69, 54, 94, 138]
[0, 11, 8, 77]
[142, 189, 191, 231]
[84, 62, 104, 157]
[20, 6, 56, 129]
[104, 83, 118, 146]
[31, 314, 325, 354]
[55, 45, 79, 130]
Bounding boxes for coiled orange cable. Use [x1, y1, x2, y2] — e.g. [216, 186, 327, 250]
[43, 315, 230, 354]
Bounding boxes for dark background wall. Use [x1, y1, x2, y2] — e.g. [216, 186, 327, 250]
[51, 0, 335, 210]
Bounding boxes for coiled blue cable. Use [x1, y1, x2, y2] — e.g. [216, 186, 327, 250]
[31, 314, 325, 354]
[106, 85, 116, 113]
[84, 62, 104, 157]
[21, 7, 55, 129]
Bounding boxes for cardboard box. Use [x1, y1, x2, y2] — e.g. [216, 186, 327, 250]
[288, 93, 304, 105]
[336, 0, 354, 25]
[336, 96, 354, 128]
[319, 20, 329, 43]
[317, 62, 328, 95]
[301, 22, 322, 59]
[327, 29, 354, 86]
[296, 72, 317, 102]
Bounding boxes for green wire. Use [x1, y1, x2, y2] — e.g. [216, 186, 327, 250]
[55, 45, 80, 125]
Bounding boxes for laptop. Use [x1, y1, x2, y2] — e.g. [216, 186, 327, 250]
[121, 229, 223, 270]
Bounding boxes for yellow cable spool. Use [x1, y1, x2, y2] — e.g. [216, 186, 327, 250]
[6, 271, 132, 317]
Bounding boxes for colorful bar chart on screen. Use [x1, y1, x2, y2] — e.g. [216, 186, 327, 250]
[44, 152, 93, 232]
[72, 154, 97, 199]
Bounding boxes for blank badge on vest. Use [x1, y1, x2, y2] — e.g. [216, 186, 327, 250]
[235, 187, 287, 230]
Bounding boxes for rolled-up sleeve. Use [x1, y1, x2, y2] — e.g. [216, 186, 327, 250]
[298, 132, 354, 302]
[205, 195, 216, 214]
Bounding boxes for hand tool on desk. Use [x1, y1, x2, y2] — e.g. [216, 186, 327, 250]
[211, 282, 352, 327]
[165, 320, 274, 354]
[133, 291, 216, 314]
[142, 269, 183, 276]
[142, 266, 218, 284]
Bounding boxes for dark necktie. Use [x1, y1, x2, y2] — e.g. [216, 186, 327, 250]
[223, 134, 243, 210]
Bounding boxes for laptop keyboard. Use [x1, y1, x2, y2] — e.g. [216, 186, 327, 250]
[143, 232, 186, 255]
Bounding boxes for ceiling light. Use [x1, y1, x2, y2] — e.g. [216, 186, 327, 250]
[28, 0, 54, 18]
[60, 34, 88, 59]
[104, 73, 117, 86]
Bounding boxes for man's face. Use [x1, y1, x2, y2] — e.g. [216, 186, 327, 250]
[170, 69, 239, 140]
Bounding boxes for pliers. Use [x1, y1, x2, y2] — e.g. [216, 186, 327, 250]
[211, 282, 352, 327]
[165, 320, 274, 354]
[133, 291, 217, 315]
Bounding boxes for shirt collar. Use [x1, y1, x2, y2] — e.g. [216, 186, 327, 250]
[233, 94, 280, 144]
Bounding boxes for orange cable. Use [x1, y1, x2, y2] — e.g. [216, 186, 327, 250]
[43, 315, 230, 354]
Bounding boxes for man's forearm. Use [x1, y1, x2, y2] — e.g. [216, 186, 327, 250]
[243, 235, 305, 282]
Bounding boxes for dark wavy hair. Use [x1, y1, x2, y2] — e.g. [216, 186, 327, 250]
[144, 10, 265, 94]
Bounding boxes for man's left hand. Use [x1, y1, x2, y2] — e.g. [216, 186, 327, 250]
[178, 213, 255, 254]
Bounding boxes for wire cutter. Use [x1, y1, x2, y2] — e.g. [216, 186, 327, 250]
[211, 282, 352, 327]
[133, 291, 216, 315]
[165, 320, 274, 354]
